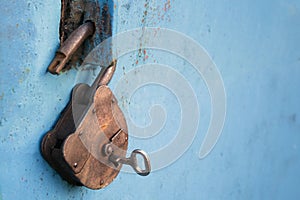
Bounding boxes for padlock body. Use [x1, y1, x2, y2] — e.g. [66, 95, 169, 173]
[41, 86, 128, 189]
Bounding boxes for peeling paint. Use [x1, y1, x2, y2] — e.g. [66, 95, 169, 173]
[129, 0, 173, 66]
[163, 0, 171, 12]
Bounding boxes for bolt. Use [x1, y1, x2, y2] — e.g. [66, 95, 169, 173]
[112, 99, 115, 103]
[100, 180, 104, 185]
[79, 131, 83, 136]
[92, 108, 96, 114]
[73, 163, 78, 168]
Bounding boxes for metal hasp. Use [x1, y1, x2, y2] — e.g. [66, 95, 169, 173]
[41, 61, 151, 189]
[48, 0, 112, 74]
[48, 22, 95, 74]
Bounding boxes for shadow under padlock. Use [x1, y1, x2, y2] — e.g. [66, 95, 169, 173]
[41, 1, 150, 189]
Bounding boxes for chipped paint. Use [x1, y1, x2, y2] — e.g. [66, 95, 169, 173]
[134, 0, 173, 66]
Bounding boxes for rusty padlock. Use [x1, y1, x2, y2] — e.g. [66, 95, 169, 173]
[41, 61, 151, 189]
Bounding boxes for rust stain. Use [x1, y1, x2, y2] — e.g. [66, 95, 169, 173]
[143, 49, 149, 61]
[156, 0, 172, 22]
[100, 124, 108, 130]
[134, 0, 150, 66]
[160, 0, 172, 22]
[133, 0, 172, 66]
[163, 0, 171, 12]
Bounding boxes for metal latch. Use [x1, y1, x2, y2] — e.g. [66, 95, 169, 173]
[48, 0, 112, 74]
[48, 21, 95, 74]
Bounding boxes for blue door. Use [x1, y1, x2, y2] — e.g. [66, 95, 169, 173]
[1, 0, 299, 199]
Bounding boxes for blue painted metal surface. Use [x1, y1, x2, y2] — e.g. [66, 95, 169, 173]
[1, 0, 300, 199]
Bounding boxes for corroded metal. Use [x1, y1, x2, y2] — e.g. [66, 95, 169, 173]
[41, 61, 151, 189]
[48, 21, 95, 74]
[41, 62, 118, 187]
[62, 86, 129, 189]
[56, 0, 112, 72]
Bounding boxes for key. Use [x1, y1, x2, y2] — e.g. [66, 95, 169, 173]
[103, 141, 151, 176]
